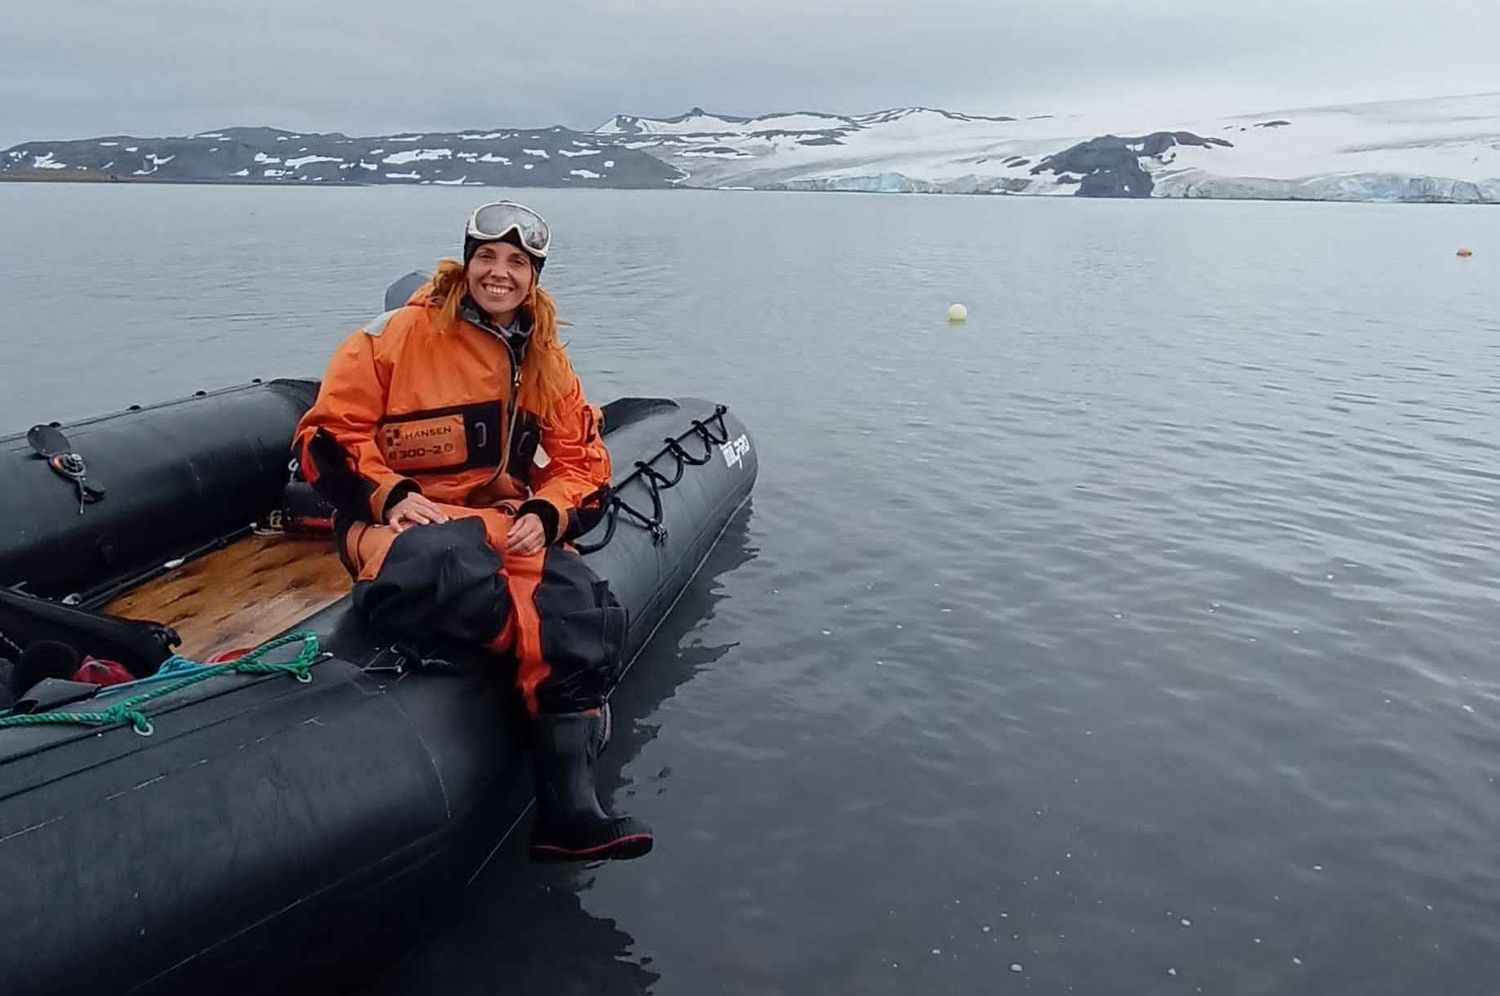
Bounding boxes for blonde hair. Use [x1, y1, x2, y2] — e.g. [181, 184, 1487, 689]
[428, 257, 574, 419]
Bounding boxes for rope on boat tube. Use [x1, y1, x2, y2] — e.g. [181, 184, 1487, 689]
[577, 405, 731, 555]
[0, 631, 324, 736]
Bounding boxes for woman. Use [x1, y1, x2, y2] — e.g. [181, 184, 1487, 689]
[293, 201, 651, 862]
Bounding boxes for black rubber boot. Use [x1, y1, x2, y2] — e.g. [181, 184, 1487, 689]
[529, 710, 653, 863]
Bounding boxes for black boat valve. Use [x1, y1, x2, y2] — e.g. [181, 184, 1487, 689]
[27, 425, 106, 514]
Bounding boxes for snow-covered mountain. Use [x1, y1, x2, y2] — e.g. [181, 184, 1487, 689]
[606, 95, 1500, 202]
[0, 126, 683, 188]
[4, 94, 1498, 203]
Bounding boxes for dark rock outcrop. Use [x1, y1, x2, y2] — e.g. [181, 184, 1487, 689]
[1030, 131, 1231, 197]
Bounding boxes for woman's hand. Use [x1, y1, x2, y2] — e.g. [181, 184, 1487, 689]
[506, 512, 547, 556]
[386, 493, 449, 533]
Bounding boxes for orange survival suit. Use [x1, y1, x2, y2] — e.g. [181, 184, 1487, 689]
[292, 287, 623, 717]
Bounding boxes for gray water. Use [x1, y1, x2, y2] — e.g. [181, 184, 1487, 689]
[3, 183, 1500, 995]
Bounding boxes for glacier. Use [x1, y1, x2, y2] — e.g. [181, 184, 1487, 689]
[3, 93, 1498, 203]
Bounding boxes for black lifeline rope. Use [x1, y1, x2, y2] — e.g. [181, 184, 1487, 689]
[576, 405, 730, 555]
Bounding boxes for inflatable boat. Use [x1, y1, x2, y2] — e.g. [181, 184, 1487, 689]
[0, 372, 756, 994]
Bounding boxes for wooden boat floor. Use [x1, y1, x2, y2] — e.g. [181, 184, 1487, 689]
[105, 534, 351, 661]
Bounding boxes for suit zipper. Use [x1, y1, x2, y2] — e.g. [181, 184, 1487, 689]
[480, 329, 523, 490]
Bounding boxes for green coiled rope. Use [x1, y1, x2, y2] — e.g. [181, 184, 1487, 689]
[0, 630, 323, 737]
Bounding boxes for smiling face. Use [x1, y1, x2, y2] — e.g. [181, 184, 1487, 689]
[465, 240, 536, 324]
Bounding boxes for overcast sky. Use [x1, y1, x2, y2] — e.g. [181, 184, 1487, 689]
[3, 0, 1497, 147]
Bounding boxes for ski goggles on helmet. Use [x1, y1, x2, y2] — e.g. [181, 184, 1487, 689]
[465, 200, 550, 259]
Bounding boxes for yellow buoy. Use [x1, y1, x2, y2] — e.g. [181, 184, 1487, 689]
[1456, 247, 1473, 257]
[948, 303, 968, 323]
